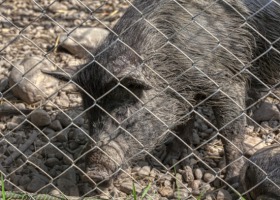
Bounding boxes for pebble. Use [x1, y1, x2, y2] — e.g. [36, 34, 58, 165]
[192, 131, 201, 145]
[68, 141, 79, 150]
[194, 168, 203, 180]
[150, 168, 159, 178]
[43, 127, 56, 138]
[244, 135, 266, 156]
[57, 178, 79, 196]
[11, 115, 25, 124]
[49, 119, 63, 131]
[158, 186, 173, 198]
[56, 111, 83, 127]
[55, 96, 70, 107]
[173, 189, 188, 199]
[45, 157, 60, 168]
[0, 122, 6, 130]
[6, 121, 18, 130]
[18, 174, 31, 186]
[217, 189, 232, 200]
[164, 179, 172, 187]
[119, 181, 142, 194]
[138, 166, 151, 176]
[204, 195, 212, 200]
[0, 77, 8, 92]
[56, 112, 72, 127]
[203, 172, 216, 183]
[30, 109, 51, 127]
[245, 125, 255, 134]
[191, 179, 201, 193]
[175, 173, 184, 188]
[26, 176, 48, 193]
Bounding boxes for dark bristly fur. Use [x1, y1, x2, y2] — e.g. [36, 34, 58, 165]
[47, 0, 280, 196]
[240, 145, 280, 200]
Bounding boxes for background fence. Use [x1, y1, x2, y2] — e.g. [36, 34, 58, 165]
[1, 0, 280, 199]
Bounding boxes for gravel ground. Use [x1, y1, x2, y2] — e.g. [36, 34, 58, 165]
[1, 1, 280, 199]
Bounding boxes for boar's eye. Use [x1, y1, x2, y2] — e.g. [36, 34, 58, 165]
[120, 77, 152, 90]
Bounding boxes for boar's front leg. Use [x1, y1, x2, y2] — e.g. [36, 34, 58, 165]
[213, 82, 246, 186]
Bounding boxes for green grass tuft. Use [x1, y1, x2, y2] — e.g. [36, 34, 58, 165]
[141, 182, 151, 199]
[1, 174, 6, 200]
[132, 182, 137, 200]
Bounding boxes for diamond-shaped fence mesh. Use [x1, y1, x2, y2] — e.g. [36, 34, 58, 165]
[1, 0, 280, 199]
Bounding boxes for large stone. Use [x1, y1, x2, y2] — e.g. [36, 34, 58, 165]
[8, 57, 59, 103]
[252, 102, 280, 123]
[60, 27, 109, 58]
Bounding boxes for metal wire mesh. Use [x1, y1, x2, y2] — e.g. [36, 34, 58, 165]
[1, 0, 280, 199]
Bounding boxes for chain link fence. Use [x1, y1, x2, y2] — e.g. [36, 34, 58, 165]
[1, 0, 280, 199]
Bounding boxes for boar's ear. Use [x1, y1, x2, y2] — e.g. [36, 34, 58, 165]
[41, 68, 77, 82]
[120, 76, 152, 90]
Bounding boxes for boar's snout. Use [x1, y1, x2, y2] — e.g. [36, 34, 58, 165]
[85, 142, 126, 182]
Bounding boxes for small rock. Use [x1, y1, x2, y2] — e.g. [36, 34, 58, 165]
[18, 175, 31, 186]
[192, 131, 200, 145]
[244, 135, 266, 156]
[6, 122, 18, 130]
[56, 112, 72, 127]
[217, 189, 232, 200]
[26, 176, 48, 192]
[56, 110, 83, 127]
[55, 130, 68, 143]
[246, 125, 255, 134]
[175, 173, 184, 188]
[43, 127, 56, 138]
[191, 179, 201, 192]
[67, 128, 87, 144]
[45, 157, 60, 167]
[49, 189, 61, 196]
[150, 168, 159, 178]
[159, 174, 173, 181]
[49, 120, 63, 131]
[201, 183, 212, 191]
[57, 178, 79, 196]
[164, 180, 172, 187]
[173, 189, 188, 199]
[158, 186, 173, 198]
[205, 194, 215, 200]
[0, 77, 8, 92]
[55, 95, 70, 107]
[203, 172, 215, 183]
[180, 166, 194, 183]
[0, 122, 6, 130]
[49, 2, 68, 12]
[11, 116, 25, 124]
[30, 109, 51, 127]
[119, 181, 142, 194]
[194, 168, 203, 180]
[263, 133, 275, 144]
[138, 166, 151, 176]
[68, 141, 79, 150]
